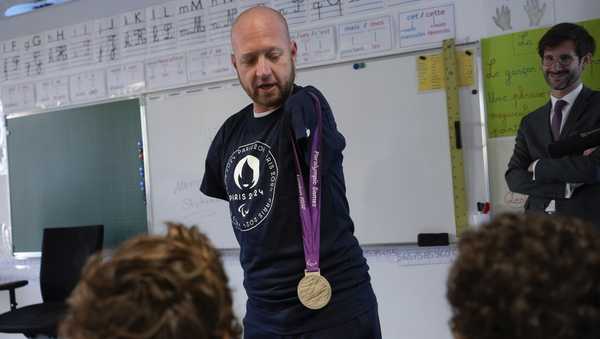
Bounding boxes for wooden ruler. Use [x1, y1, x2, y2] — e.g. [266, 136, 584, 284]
[442, 39, 468, 236]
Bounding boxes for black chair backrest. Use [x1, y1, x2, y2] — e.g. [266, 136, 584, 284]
[39, 225, 104, 303]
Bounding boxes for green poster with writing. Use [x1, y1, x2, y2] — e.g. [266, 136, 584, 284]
[482, 18, 600, 138]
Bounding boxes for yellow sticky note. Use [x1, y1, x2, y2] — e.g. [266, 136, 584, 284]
[416, 50, 474, 92]
[457, 50, 474, 87]
[417, 54, 444, 91]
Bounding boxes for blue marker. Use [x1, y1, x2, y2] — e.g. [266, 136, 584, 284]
[353, 62, 366, 70]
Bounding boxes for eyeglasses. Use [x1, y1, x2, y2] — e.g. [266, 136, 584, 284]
[542, 54, 577, 66]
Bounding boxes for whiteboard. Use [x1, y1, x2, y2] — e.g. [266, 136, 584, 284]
[144, 84, 247, 247]
[488, 136, 527, 214]
[144, 48, 488, 248]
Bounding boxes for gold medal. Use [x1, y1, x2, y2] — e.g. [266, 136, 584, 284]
[297, 270, 331, 310]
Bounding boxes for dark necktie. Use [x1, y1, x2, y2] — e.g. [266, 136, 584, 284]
[551, 99, 567, 141]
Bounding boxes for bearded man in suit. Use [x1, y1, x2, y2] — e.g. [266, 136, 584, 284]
[506, 22, 600, 228]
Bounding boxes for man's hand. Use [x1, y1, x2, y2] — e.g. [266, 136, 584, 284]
[528, 160, 538, 172]
[583, 147, 597, 156]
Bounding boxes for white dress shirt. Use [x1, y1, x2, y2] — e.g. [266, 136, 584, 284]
[532, 83, 583, 213]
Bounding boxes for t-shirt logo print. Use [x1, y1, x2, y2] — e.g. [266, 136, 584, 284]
[234, 155, 260, 189]
[225, 141, 278, 231]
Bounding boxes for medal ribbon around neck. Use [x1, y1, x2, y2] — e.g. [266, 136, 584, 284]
[290, 92, 331, 310]
[290, 92, 323, 273]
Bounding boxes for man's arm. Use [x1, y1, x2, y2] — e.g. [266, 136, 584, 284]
[200, 126, 228, 201]
[505, 120, 566, 199]
[286, 86, 345, 171]
[534, 147, 600, 184]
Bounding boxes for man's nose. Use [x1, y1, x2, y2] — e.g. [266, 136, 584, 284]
[256, 56, 272, 78]
[550, 59, 566, 71]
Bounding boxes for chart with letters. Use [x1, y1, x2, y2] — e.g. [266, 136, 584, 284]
[0, 0, 456, 114]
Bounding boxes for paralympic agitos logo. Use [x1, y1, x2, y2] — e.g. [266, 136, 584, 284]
[224, 141, 278, 231]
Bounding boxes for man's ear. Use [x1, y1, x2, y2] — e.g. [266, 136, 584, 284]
[581, 53, 592, 67]
[290, 40, 297, 61]
[231, 54, 237, 70]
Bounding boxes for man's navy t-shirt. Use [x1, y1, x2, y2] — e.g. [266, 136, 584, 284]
[201, 85, 376, 334]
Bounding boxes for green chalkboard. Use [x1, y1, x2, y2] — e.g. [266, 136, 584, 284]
[482, 18, 600, 138]
[7, 99, 147, 252]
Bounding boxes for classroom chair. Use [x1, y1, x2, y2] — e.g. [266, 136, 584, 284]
[0, 224, 103, 338]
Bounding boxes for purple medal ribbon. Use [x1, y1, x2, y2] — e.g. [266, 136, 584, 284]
[290, 92, 322, 273]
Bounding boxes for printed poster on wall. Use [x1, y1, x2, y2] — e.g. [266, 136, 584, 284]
[398, 4, 455, 47]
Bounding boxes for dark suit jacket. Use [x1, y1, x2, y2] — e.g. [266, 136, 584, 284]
[506, 86, 600, 227]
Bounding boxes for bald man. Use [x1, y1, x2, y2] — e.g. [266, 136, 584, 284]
[201, 6, 381, 339]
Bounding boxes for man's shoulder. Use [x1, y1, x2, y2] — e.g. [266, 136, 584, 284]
[582, 86, 600, 106]
[220, 103, 253, 128]
[209, 103, 253, 147]
[522, 101, 550, 125]
[291, 84, 325, 97]
[289, 84, 331, 113]
[232, 102, 254, 121]
[583, 86, 600, 96]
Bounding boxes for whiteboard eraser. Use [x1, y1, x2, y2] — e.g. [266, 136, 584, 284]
[417, 233, 449, 247]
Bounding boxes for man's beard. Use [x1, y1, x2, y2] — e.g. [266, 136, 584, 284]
[244, 64, 296, 110]
[544, 70, 578, 91]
